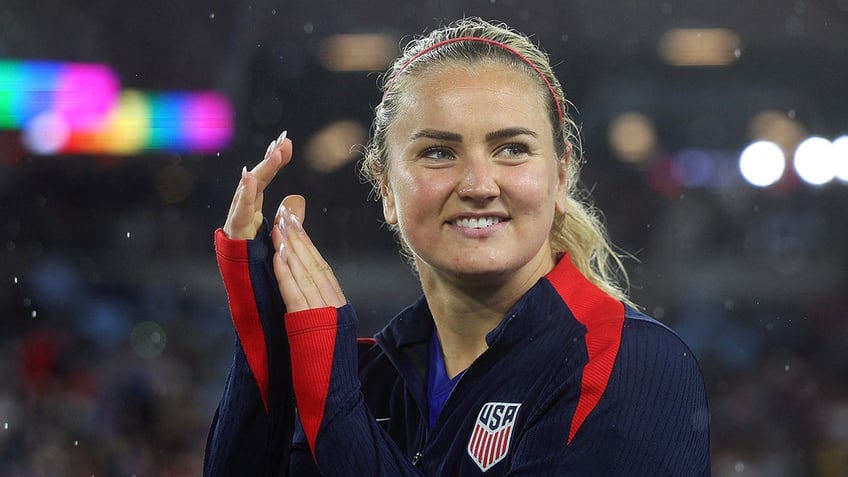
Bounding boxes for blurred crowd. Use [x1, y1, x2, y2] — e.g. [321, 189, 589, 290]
[1, 133, 847, 476]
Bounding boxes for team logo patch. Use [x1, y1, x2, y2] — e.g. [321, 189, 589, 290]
[467, 402, 521, 472]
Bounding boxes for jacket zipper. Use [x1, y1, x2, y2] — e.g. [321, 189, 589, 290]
[411, 419, 427, 465]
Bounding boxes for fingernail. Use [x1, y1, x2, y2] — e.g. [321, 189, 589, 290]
[241, 165, 247, 178]
[278, 242, 286, 262]
[290, 213, 304, 234]
[278, 215, 287, 234]
[264, 140, 277, 160]
[276, 130, 288, 144]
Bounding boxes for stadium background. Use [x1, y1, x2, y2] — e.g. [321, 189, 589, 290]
[1, 0, 847, 475]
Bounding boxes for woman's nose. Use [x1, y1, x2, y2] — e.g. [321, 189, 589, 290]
[457, 158, 499, 201]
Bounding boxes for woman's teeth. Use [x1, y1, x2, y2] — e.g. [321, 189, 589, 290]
[453, 217, 501, 229]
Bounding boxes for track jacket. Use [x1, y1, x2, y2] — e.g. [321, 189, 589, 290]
[204, 224, 711, 476]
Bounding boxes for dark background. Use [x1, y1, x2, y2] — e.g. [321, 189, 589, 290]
[1, 1, 847, 475]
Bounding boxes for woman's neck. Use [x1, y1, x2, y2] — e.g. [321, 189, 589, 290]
[419, 265, 546, 378]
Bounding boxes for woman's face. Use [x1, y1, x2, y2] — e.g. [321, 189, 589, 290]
[382, 61, 568, 284]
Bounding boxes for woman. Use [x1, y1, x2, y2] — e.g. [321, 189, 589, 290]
[204, 18, 711, 476]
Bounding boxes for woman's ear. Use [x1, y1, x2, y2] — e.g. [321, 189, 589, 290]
[381, 180, 398, 225]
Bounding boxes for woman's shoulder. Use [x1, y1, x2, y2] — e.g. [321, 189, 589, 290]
[620, 306, 699, 359]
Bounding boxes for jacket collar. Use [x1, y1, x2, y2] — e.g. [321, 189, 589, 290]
[375, 255, 586, 355]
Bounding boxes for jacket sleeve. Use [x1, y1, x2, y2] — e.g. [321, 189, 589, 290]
[203, 221, 316, 476]
[284, 305, 425, 476]
[508, 317, 711, 476]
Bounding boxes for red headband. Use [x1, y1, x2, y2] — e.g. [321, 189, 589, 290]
[386, 36, 564, 124]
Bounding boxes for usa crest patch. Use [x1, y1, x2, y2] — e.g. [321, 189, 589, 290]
[467, 402, 521, 472]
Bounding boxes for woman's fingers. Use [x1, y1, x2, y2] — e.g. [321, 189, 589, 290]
[272, 199, 346, 312]
[223, 169, 259, 239]
[222, 131, 292, 240]
[253, 131, 292, 191]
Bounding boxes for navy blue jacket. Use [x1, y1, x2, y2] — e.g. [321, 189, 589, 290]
[204, 225, 711, 476]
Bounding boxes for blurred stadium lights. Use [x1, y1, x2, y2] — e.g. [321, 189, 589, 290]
[0, 59, 119, 129]
[793, 136, 838, 186]
[834, 136, 848, 183]
[1, 58, 233, 156]
[606, 112, 658, 163]
[302, 119, 368, 173]
[658, 28, 741, 66]
[739, 140, 786, 187]
[747, 110, 806, 158]
[318, 33, 398, 72]
[606, 105, 848, 190]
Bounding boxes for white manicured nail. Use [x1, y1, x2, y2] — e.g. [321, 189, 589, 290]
[264, 140, 277, 160]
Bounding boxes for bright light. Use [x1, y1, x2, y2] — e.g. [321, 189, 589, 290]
[22, 111, 71, 154]
[658, 28, 741, 66]
[607, 112, 657, 163]
[319, 34, 397, 72]
[2, 58, 233, 155]
[794, 136, 835, 186]
[303, 119, 368, 173]
[739, 140, 785, 187]
[0, 59, 119, 129]
[833, 135, 848, 182]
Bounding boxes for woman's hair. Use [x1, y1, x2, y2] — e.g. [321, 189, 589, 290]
[361, 17, 632, 303]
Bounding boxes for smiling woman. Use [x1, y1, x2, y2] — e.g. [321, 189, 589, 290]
[203, 17, 711, 476]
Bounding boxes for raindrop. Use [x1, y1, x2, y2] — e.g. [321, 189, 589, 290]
[734, 461, 745, 472]
[734, 48, 741, 58]
[13, 277, 18, 284]
[271, 8, 277, 15]
[209, 12, 215, 19]
[126, 231, 131, 238]
[216, 152, 221, 157]
[304, 22, 314, 34]
[31, 310, 37, 318]
[74, 440, 79, 446]
[787, 109, 796, 119]
[785, 364, 790, 371]
[3, 422, 7, 430]
[131, 321, 168, 359]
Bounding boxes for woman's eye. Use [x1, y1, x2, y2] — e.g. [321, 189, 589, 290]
[422, 148, 453, 161]
[498, 143, 529, 157]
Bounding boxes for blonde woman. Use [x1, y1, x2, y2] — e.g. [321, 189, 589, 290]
[205, 18, 711, 476]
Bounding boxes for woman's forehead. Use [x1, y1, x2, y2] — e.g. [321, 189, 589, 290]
[390, 64, 551, 133]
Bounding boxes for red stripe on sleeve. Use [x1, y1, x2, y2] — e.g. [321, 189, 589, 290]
[285, 306, 339, 454]
[545, 255, 625, 445]
[214, 228, 271, 413]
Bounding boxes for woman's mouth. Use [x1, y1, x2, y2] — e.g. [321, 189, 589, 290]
[452, 217, 503, 229]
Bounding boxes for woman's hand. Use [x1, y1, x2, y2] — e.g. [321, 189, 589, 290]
[271, 196, 347, 313]
[223, 131, 292, 240]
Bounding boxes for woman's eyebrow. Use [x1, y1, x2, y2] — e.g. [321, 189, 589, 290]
[409, 127, 537, 143]
[409, 129, 463, 142]
[485, 127, 537, 142]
